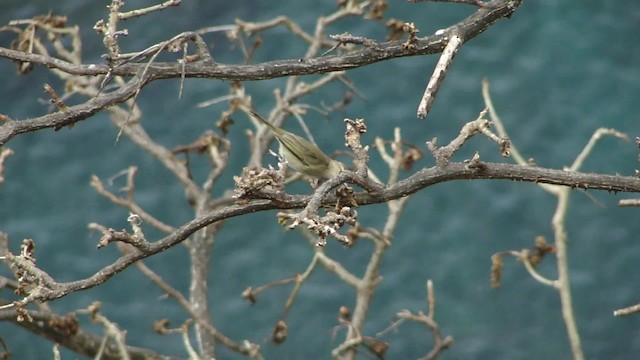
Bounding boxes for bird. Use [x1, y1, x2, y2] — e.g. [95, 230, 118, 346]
[247, 110, 345, 180]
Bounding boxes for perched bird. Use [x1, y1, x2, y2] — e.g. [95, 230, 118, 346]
[247, 110, 345, 180]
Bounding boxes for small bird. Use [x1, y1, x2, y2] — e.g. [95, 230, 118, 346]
[247, 110, 345, 180]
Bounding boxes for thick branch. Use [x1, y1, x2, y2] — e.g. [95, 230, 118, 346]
[356, 162, 640, 204]
[0, 0, 521, 81]
[0, 308, 181, 360]
[0, 0, 521, 147]
[0, 73, 148, 146]
[7, 160, 640, 304]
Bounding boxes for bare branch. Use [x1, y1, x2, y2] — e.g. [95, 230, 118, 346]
[0, 306, 180, 360]
[417, 31, 462, 119]
[0, 0, 521, 78]
[614, 303, 640, 317]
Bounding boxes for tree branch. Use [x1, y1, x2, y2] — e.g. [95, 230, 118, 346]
[0, 307, 181, 360]
[0, 0, 521, 81]
[4, 159, 637, 305]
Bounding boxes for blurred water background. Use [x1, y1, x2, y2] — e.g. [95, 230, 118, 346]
[1, 0, 640, 359]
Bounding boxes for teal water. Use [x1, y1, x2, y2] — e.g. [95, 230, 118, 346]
[1, 1, 640, 359]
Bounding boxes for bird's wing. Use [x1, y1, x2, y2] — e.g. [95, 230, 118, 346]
[277, 133, 331, 168]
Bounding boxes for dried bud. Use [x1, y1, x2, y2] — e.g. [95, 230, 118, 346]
[272, 320, 288, 344]
[339, 306, 351, 322]
[242, 287, 257, 304]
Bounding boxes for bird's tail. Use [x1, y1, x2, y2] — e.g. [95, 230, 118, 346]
[247, 110, 278, 132]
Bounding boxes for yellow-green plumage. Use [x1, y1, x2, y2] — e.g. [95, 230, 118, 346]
[248, 110, 345, 179]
